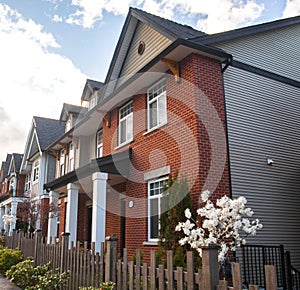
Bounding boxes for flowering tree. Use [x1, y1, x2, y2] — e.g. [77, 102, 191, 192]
[175, 190, 263, 262]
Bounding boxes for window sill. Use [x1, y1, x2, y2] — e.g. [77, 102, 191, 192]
[115, 138, 134, 150]
[143, 241, 158, 246]
[143, 122, 168, 136]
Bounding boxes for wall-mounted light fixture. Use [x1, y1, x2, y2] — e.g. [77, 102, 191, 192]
[128, 200, 134, 208]
[266, 158, 274, 165]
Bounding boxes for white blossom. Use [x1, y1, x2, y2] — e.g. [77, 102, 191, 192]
[176, 190, 263, 262]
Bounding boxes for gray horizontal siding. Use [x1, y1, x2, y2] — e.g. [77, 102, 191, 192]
[117, 21, 171, 87]
[224, 66, 300, 269]
[214, 23, 300, 82]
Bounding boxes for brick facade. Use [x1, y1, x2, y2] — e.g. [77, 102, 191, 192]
[100, 53, 231, 259]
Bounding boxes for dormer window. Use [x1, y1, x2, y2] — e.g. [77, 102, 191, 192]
[96, 129, 103, 158]
[68, 143, 74, 172]
[59, 149, 65, 176]
[89, 94, 97, 110]
[66, 118, 71, 132]
[33, 160, 39, 183]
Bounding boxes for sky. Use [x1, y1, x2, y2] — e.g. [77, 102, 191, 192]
[0, 0, 299, 163]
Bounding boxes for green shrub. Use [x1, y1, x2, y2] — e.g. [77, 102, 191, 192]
[6, 258, 69, 290]
[0, 247, 22, 273]
[79, 282, 115, 290]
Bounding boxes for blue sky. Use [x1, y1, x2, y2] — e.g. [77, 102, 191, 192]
[0, 0, 299, 162]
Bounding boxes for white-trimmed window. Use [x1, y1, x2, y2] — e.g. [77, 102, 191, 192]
[148, 176, 168, 241]
[147, 79, 167, 130]
[119, 101, 133, 145]
[89, 95, 97, 110]
[32, 160, 39, 183]
[68, 143, 74, 172]
[96, 129, 103, 158]
[25, 174, 31, 192]
[65, 118, 71, 132]
[59, 149, 65, 176]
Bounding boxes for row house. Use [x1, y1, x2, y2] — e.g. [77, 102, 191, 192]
[0, 153, 26, 234]
[43, 7, 300, 269]
[19, 116, 66, 236]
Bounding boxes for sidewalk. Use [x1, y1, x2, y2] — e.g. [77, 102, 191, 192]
[0, 276, 21, 290]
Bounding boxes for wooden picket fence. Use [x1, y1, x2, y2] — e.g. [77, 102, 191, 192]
[3, 230, 279, 290]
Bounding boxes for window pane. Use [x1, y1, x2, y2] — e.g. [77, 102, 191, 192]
[158, 93, 167, 125]
[120, 119, 127, 144]
[127, 114, 133, 140]
[150, 199, 159, 239]
[149, 101, 157, 128]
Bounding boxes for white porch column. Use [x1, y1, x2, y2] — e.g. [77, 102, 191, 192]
[92, 172, 108, 253]
[4, 205, 9, 234]
[9, 201, 18, 234]
[0, 206, 4, 230]
[47, 191, 58, 244]
[65, 183, 78, 247]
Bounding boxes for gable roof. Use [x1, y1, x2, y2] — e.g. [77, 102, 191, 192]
[191, 14, 300, 45]
[33, 116, 66, 151]
[9, 153, 23, 174]
[81, 79, 104, 102]
[104, 7, 205, 86]
[1, 154, 12, 179]
[130, 8, 205, 39]
[60, 103, 88, 121]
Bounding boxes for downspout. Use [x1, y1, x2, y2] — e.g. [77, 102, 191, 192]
[221, 55, 233, 198]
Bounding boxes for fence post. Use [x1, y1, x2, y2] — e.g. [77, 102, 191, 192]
[105, 236, 117, 283]
[202, 244, 220, 290]
[60, 232, 70, 273]
[285, 251, 293, 290]
[34, 229, 42, 266]
[280, 245, 287, 290]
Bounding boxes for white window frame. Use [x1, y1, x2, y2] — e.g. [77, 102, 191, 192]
[65, 118, 71, 132]
[59, 149, 65, 176]
[32, 160, 39, 183]
[96, 129, 103, 158]
[148, 176, 168, 242]
[25, 174, 31, 192]
[118, 101, 133, 146]
[147, 79, 167, 131]
[68, 142, 74, 172]
[89, 95, 97, 110]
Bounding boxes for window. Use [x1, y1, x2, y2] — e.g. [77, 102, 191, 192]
[65, 118, 71, 132]
[119, 101, 133, 145]
[96, 129, 103, 158]
[68, 143, 74, 172]
[148, 177, 168, 241]
[33, 160, 39, 183]
[25, 174, 31, 192]
[89, 95, 97, 110]
[147, 79, 167, 130]
[59, 149, 65, 176]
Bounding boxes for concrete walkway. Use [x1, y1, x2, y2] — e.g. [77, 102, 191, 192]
[0, 276, 21, 289]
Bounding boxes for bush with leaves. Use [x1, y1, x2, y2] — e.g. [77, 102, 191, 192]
[158, 175, 201, 269]
[79, 282, 115, 290]
[0, 247, 22, 273]
[6, 258, 69, 290]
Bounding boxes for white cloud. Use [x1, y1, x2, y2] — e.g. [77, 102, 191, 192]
[282, 0, 300, 18]
[52, 14, 63, 22]
[0, 3, 87, 161]
[64, 0, 264, 33]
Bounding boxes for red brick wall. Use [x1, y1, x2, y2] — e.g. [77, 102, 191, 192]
[77, 193, 90, 243]
[58, 198, 67, 237]
[99, 53, 231, 260]
[16, 174, 25, 197]
[40, 198, 49, 236]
